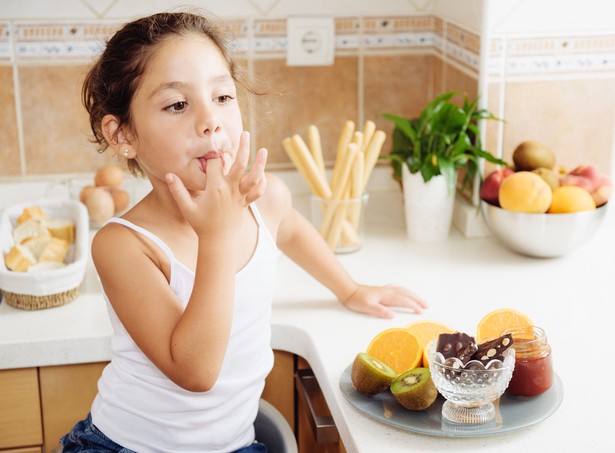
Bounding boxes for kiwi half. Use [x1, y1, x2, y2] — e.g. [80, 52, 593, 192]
[351, 352, 398, 396]
[390, 367, 438, 411]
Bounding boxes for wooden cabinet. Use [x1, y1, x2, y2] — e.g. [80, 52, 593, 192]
[0, 368, 43, 451]
[39, 362, 107, 453]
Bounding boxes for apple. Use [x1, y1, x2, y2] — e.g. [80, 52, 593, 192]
[568, 164, 602, 192]
[592, 175, 612, 207]
[480, 168, 514, 206]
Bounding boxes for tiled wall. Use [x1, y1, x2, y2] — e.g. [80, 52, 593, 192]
[0, 13, 478, 177]
[1, 3, 614, 182]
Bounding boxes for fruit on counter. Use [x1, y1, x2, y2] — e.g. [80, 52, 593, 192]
[80, 165, 130, 223]
[390, 368, 438, 411]
[85, 187, 116, 224]
[561, 164, 611, 208]
[365, 328, 422, 374]
[481, 145, 612, 212]
[532, 167, 560, 191]
[479, 167, 514, 206]
[94, 165, 125, 187]
[547, 185, 596, 213]
[109, 186, 131, 213]
[567, 164, 602, 192]
[476, 308, 533, 343]
[406, 320, 455, 368]
[512, 140, 556, 171]
[592, 176, 612, 207]
[498, 171, 552, 213]
[350, 352, 398, 396]
[4, 206, 75, 273]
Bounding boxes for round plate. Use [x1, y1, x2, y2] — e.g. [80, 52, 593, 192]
[339, 364, 564, 437]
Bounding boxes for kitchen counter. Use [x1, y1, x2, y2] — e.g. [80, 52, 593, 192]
[1, 196, 614, 452]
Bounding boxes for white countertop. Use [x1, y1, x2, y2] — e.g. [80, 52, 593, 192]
[1, 195, 614, 452]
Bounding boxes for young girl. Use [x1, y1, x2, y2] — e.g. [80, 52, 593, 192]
[62, 11, 427, 453]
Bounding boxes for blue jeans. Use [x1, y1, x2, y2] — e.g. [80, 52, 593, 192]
[61, 413, 268, 452]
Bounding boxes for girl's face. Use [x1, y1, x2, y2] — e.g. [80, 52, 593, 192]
[128, 34, 242, 191]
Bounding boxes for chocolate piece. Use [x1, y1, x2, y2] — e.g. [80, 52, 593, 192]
[471, 333, 514, 365]
[436, 332, 478, 364]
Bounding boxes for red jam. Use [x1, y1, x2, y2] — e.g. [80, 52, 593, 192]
[503, 326, 553, 397]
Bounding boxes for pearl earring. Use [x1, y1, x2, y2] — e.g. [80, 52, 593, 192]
[123, 149, 129, 158]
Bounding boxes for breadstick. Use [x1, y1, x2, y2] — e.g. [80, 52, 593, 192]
[291, 134, 332, 199]
[348, 150, 365, 228]
[307, 125, 326, 180]
[330, 120, 355, 191]
[282, 137, 319, 196]
[360, 120, 376, 154]
[319, 143, 358, 239]
[362, 130, 386, 192]
[351, 131, 363, 154]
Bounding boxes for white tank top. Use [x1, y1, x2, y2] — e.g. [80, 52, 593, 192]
[91, 204, 279, 453]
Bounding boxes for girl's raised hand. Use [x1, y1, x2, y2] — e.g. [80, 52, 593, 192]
[165, 131, 268, 237]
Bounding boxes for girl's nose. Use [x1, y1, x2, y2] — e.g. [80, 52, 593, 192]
[197, 105, 221, 136]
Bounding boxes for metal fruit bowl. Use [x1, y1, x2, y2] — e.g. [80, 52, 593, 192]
[481, 202, 608, 258]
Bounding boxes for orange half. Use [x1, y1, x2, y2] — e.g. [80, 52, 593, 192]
[406, 320, 455, 368]
[366, 328, 422, 374]
[476, 308, 533, 343]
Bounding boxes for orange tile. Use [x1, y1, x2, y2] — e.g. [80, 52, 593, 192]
[0, 66, 21, 176]
[364, 54, 436, 156]
[19, 64, 112, 175]
[252, 56, 359, 168]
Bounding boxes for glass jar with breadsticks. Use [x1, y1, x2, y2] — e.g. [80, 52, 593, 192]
[282, 120, 386, 253]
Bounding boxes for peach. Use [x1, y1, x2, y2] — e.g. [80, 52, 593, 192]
[592, 175, 612, 207]
[569, 164, 602, 192]
[499, 171, 552, 213]
[480, 168, 514, 206]
[548, 186, 596, 213]
[559, 174, 594, 193]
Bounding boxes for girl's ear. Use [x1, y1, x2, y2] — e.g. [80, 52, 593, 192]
[101, 114, 135, 159]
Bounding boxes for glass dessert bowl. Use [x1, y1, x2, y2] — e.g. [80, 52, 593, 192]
[429, 341, 515, 425]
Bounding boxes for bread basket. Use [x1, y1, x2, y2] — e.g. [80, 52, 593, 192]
[0, 198, 89, 310]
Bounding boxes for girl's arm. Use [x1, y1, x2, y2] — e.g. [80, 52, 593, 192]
[269, 175, 427, 318]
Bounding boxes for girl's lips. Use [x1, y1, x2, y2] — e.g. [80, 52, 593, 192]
[200, 151, 226, 173]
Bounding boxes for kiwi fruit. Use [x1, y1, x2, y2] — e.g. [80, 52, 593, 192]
[390, 367, 438, 411]
[512, 141, 556, 171]
[351, 352, 398, 396]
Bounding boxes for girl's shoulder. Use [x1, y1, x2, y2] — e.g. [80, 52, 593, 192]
[255, 172, 293, 233]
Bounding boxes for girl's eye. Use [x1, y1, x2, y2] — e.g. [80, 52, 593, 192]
[165, 101, 188, 113]
[216, 95, 234, 104]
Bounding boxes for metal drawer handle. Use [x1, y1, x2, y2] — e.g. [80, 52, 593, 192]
[295, 368, 339, 444]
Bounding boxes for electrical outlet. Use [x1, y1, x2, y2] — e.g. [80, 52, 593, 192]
[287, 17, 335, 66]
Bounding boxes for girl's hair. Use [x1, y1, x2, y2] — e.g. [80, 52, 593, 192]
[82, 11, 242, 176]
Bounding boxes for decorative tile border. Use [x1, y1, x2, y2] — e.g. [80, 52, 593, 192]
[0, 22, 11, 61]
[14, 21, 121, 60]
[489, 34, 615, 77]
[7, 16, 471, 63]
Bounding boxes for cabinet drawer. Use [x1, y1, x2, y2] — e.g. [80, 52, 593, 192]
[0, 368, 43, 449]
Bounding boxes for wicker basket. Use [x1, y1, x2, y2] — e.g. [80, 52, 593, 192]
[0, 199, 89, 310]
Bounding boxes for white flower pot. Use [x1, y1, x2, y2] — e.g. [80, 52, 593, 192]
[402, 164, 456, 242]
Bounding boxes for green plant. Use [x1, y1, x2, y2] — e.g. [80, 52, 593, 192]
[383, 91, 508, 194]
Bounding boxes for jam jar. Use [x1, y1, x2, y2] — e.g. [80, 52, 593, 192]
[502, 326, 553, 397]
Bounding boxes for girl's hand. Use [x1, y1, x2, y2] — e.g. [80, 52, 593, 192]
[165, 131, 268, 237]
[342, 284, 428, 319]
